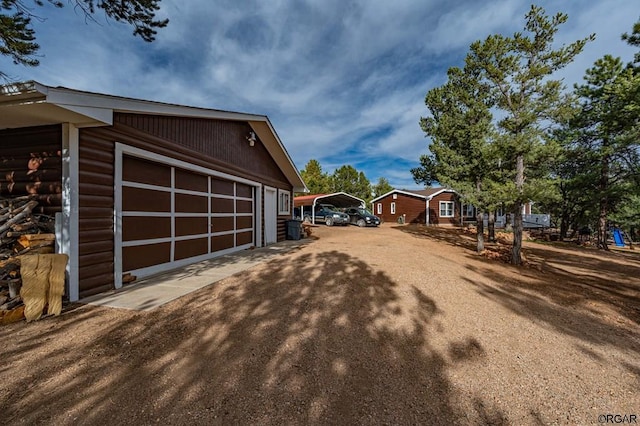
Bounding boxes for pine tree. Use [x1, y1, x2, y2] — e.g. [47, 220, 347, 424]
[1, 0, 168, 79]
[465, 5, 592, 264]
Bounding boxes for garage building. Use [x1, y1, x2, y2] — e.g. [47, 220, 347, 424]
[0, 82, 306, 301]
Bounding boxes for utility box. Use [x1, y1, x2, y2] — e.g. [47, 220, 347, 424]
[285, 220, 302, 240]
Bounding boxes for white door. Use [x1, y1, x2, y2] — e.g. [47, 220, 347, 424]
[264, 187, 277, 245]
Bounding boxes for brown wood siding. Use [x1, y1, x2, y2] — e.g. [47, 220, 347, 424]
[0, 124, 62, 215]
[78, 132, 115, 298]
[374, 191, 461, 226]
[428, 192, 461, 226]
[115, 113, 290, 186]
[375, 193, 426, 224]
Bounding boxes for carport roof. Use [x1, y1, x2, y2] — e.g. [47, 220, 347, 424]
[294, 192, 365, 208]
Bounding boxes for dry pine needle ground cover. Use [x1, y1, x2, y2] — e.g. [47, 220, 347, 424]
[0, 224, 638, 425]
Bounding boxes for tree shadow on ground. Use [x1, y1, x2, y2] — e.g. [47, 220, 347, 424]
[393, 224, 480, 253]
[395, 224, 640, 327]
[0, 249, 495, 425]
[394, 224, 640, 371]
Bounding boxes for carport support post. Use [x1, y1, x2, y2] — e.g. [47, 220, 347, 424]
[426, 198, 430, 225]
[61, 123, 80, 302]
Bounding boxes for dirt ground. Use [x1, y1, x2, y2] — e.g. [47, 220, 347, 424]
[1, 224, 638, 425]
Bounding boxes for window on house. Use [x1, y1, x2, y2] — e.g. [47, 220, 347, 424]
[439, 201, 454, 217]
[392, 193, 398, 199]
[462, 204, 475, 218]
[391, 202, 396, 214]
[278, 189, 291, 215]
[377, 203, 382, 215]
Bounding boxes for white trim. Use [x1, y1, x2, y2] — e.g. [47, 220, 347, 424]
[439, 201, 455, 218]
[277, 189, 291, 215]
[127, 243, 254, 281]
[391, 202, 396, 215]
[264, 186, 277, 245]
[255, 185, 262, 248]
[61, 123, 80, 301]
[376, 203, 382, 215]
[371, 188, 458, 203]
[170, 167, 176, 262]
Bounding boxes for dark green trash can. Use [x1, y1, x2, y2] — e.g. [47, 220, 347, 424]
[285, 219, 302, 240]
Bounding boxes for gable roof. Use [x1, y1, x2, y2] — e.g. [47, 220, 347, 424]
[0, 81, 306, 192]
[371, 188, 457, 203]
[294, 192, 365, 208]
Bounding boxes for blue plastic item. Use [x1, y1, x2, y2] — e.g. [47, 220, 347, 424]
[612, 228, 625, 247]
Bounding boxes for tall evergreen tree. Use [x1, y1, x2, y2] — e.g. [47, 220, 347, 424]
[412, 64, 497, 253]
[299, 159, 330, 195]
[572, 55, 640, 249]
[1, 0, 168, 79]
[372, 177, 394, 199]
[330, 165, 371, 202]
[464, 5, 592, 264]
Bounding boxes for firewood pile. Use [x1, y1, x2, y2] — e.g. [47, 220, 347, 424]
[0, 196, 60, 325]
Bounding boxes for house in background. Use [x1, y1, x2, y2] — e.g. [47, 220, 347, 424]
[371, 188, 474, 226]
[0, 81, 306, 301]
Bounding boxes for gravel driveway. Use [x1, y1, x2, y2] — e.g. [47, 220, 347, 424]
[1, 224, 638, 425]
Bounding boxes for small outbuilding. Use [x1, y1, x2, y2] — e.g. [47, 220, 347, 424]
[0, 81, 306, 301]
[294, 192, 365, 224]
[371, 188, 471, 225]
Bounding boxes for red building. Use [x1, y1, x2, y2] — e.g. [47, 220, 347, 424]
[371, 188, 472, 225]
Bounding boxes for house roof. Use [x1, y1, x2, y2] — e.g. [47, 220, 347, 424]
[294, 192, 365, 208]
[370, 187, 456, 203]
[0, 81, 306, 192]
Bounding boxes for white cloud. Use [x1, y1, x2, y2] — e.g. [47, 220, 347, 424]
[1, 0, 638, 191]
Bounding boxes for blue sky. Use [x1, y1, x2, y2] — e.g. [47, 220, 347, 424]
[2, 0, 638, 189]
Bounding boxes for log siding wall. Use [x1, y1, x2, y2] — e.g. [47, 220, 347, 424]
[0, 124, 63, 215]
[78, 132, 115, 297]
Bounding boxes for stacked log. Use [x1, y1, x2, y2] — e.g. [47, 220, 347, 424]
[0, 196, 58, 325]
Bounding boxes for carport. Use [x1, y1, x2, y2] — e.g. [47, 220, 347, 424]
[294, 192, 365, 224]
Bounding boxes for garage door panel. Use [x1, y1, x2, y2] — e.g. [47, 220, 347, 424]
[123, 216, 171, 241]
[211, 197, 234, 213]
[175, 193, 208, 213]
[237, 231, 253, 246]
[236, 183, 252, 198]
[175, 238, 208, 260]
[123, 242, 171, 271]
[123, 187, 171, 212]
[121, 151, 256, 277]
[123, 155, 171, 186]
[211, 234, 234, 252]
[236, 200, 253, 214]
[211, 178, 234, 196]
[175, 168, 208, 192]
[175, 217, 208, 236]
[236, 216, 253, 229]
[211, 216, 234, 233]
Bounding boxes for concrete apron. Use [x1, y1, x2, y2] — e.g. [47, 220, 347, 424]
[80, 239, 307, 311]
